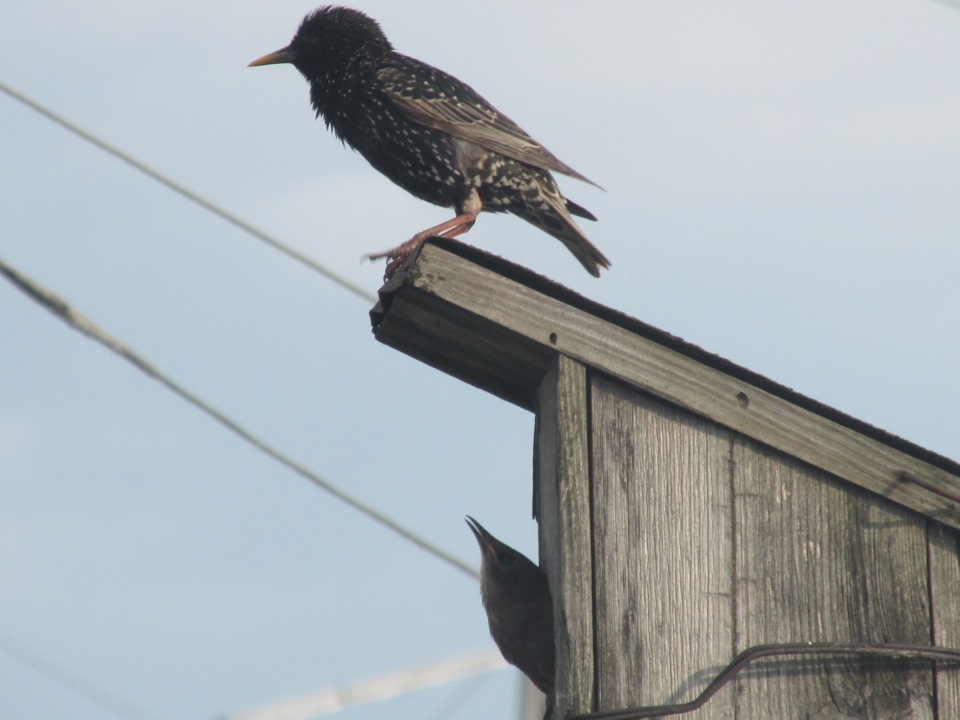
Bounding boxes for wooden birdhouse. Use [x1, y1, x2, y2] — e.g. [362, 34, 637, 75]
[371, 239, 960, 719]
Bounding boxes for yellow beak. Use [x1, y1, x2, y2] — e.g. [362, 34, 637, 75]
[248, 47, 295, 67]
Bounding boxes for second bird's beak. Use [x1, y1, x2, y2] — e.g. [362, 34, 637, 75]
[466, 516, 496, 558]
[248, 47, 296, 67]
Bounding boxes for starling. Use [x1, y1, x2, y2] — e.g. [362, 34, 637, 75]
[249, 6, 610, 278]
[465, 516, 555, 695]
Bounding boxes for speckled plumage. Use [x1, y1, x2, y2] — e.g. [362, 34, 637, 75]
[250, 5, 610, 277]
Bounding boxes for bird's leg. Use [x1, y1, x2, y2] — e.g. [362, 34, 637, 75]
[367, 210, 479, 279]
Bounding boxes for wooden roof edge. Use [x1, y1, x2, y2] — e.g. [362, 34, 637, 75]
[371, 237, 960, 480]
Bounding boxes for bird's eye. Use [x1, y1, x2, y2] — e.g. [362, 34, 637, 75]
[498, 552, 514, 566]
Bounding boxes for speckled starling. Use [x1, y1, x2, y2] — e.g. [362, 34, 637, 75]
[249, 6, 609, 278]
[465, 516, 555, 696]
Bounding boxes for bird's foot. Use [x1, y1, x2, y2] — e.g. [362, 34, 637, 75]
[365, 210, 479, 281]
[365, 233, 430, 279]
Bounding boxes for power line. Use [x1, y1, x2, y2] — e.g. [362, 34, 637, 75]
[0, 80, 376, 305]
[425, 669, 499, 720]
[226, 649, 506, 720]
[929, 0, 960, 11]
[0, 632, 163, 720]
[0, 633, 504, 720]
[0, 254, 479, 581]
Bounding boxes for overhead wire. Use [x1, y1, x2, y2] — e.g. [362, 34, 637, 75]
[0, 79, 489, 720]
[0, 632, 164, 720]
[225, 649, 506, 720]
[5, 4, 960, 715]
[0, 81, 376, 305]
[0, 80, 477, 575]
[0, 256, 479, 581]
[0, 83, 480, 576]
[423, 670, 500, 720]
[930, 0, 960, 10]
[0, 252, 487, 718]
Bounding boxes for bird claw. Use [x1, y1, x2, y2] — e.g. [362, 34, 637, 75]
[365, 234, 429, 280]
[365, 210, 479, 281]
[361, 251, 404, 282]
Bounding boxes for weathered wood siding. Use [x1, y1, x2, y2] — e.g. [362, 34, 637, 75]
[372, 242, 960, 720]
[733, 436, 932, 719]
[592, 374, 735, 718]
[540, 362, 947, 719]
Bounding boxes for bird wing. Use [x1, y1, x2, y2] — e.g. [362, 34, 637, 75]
[377, 58, 601, 188]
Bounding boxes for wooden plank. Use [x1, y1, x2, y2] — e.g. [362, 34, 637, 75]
[590, 376, 734, 717]
[379, 243, 960, 529]
[536, 355, 594, 716]
[928, 522, 960, 716]
[733, 437, 933, 718]
[374, 286, 550, 410]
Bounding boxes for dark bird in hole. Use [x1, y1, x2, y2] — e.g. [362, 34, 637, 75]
[249, 6, 609, 279]
[465, 516, 555, 696]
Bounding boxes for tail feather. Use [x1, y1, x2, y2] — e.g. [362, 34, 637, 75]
[565, 198, 597, 222]
[516, 181, 610, 277]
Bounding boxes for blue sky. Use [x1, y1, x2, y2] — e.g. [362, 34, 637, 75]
[2, 1, 959, 719]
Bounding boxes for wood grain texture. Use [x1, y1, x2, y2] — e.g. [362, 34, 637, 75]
[928, 522, 960, 716]
[734, 437, 933, 719]
[536, 355, 595, 716]
[590, 375, 735, 717]
[374, 243, 960, 528]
